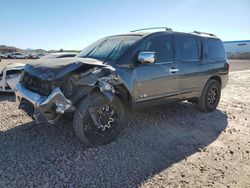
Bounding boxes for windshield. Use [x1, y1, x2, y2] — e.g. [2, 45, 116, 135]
[77, 35, 141, 62]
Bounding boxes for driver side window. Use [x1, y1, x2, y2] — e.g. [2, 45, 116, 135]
[141, 35, 173, 63]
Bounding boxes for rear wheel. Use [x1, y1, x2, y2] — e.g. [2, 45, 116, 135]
[197, 79, 221, 112]
[73, 92, 125, 146]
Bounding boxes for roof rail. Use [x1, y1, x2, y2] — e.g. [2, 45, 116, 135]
[130, 27, 173, 33]
[193, 31, 217, 37]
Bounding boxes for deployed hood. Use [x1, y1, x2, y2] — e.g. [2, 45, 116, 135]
[24, 57, 107, 80]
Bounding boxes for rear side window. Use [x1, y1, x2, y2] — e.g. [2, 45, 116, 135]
[179, 36, 199, 61]
[141, 35, 173, 63]
[207, 39, 225, 59]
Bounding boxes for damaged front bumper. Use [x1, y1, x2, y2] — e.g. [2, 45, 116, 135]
[16, 83, 75, 124]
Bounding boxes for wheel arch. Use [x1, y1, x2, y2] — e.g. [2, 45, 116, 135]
[198, 75, 222, 98]
[209, 75, 221, 86]
[197, 75, 222, 112]
[114, 84, 132, 110]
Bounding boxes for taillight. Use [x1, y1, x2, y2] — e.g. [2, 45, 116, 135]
[225, 63, 230, 72]
[227, 63, 230, 72]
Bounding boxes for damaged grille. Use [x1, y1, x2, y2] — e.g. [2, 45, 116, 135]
[22, 72, 53, 96]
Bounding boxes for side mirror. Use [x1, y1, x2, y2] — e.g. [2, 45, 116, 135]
[138, 51, 156, 64]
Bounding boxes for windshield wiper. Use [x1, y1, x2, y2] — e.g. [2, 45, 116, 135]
[104, 42, 122, 63]
[85, 39, 108, 58]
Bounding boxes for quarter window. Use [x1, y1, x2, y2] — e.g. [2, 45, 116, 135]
[179, 36, 199, 61]
[207, 39, 225, 59]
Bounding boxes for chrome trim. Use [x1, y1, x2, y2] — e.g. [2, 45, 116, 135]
[138, 51, 156, 64]
[156, 61, 174, 65]
[40, 87, 70, 106]
[16, 83, 75, 124]
[16, 83, 46, 106]
[169, 68, 179, 73]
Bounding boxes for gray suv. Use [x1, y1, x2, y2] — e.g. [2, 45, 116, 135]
[16, 28, 229, 146]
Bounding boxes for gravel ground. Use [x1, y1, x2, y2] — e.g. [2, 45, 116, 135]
[0, 60, 250, 187]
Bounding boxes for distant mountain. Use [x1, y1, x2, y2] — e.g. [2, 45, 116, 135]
[0, 45, 80, 55]
[0, 45, 24, 53]
[0, 45, 47, 54]
[25, 48, 47, 54]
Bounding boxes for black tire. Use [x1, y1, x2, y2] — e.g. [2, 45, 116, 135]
[197, 79, 221, 112]
[73, 92, 125, 146]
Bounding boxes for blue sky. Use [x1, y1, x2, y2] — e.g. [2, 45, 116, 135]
[0, 0, 249, 50]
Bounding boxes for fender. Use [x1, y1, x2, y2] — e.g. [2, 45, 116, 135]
[72, 66, 124, 102]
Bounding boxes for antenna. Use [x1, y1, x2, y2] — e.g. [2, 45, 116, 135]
[131, 27, 172, 33]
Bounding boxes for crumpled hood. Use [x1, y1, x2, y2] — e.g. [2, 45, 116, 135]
[24, 57, 106, 80]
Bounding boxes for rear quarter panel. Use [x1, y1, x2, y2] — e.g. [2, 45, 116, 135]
[198, 37, 228, 94]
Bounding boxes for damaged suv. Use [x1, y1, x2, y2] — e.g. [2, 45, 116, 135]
[16, 28, 229, 146]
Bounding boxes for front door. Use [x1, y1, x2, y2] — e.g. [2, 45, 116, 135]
[133, 34, 179, 103]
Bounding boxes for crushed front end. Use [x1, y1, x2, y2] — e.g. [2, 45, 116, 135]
[16, 71, 75, 124]
[16, 57, 126, 124]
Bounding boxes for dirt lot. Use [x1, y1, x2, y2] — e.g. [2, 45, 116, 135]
[0, 59, 250, 187]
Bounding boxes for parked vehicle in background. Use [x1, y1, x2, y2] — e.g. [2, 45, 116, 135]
[39, 52, 78, 59]
[0, 54, 7, 59]
[0, 52, 80, 92]
[30, 52, 77, 59]
[0, 63, 25, 92]
[4, 53, 14, 59]
[29, 53, 46, 59]
[12, 52, 29, 59]
[16, 28, 229, 146]
[4, 52, 28, 59]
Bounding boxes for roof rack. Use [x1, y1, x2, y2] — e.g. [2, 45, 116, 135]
[193, 31, 217, 37]
[130, 27, 173, 33]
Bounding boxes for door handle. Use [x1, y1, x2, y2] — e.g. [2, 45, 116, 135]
[169, 68, 179, 73]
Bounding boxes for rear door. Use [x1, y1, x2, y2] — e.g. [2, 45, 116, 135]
[133, 34, 179, 102]
[177, 35, 202, 98]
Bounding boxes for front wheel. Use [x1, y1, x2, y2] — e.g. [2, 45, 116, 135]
[197, 79, 221, 112]
[73, 92, 125, 146]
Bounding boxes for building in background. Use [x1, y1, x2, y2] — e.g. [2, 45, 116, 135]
[223, 40, 250, 59]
